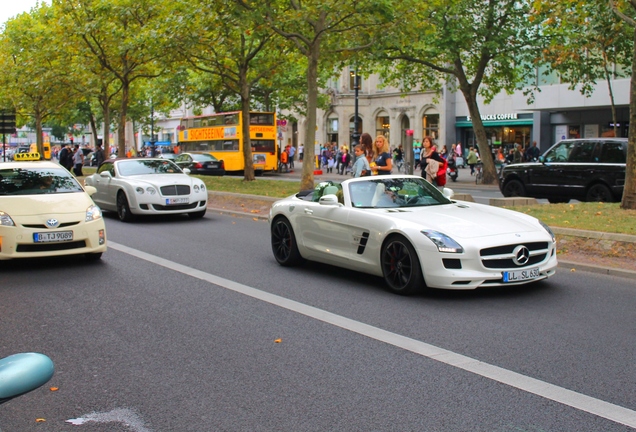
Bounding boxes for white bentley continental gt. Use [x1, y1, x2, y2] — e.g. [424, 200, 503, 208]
[269, 175, 557, 294]
[84, 158, 208, 222]
[0, 161, 106, 261]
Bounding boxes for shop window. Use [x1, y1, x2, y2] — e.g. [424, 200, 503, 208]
[422, 114, 439, 140]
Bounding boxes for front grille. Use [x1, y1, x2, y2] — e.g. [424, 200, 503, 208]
[480, 242, 548, 256]
[152, 202, 199, 211]
[480, 241, 550, 269]
[160, 185, 190, 196]
[17, 240, 86, 252]
[22, 221, 80, 229]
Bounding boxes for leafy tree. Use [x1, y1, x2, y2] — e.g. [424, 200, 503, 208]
[533, 0, 632, 138]
[375, 0, 541, 185]
[174, 0, 282, 181]
[0, 4, 78, 155]
[56, 0, 177, 157]
[608, 0, 636, 210]
[237, 0, 390, 190]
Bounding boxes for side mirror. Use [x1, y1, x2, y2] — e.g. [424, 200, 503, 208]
[84, 185, 97, 196]
[442, 188, 454, 199]
[99, 171, 112, 178]
[319, 194, 341, 206]
[0, 353, 54, 405]
[183, 168, 191, 175]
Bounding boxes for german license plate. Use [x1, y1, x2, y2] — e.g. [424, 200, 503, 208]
[166, 198, 189, 205]
[503, 267, 540, 283]
[34, 231, 73, 243]
[206, 163, 218, 169]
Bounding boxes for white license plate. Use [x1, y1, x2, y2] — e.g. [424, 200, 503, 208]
[503, 267, 540, 283]
[34, 231, 73, 243]
[166, 198, 189, 205]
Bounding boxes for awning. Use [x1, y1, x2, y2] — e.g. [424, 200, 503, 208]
[456, 119, 534, 128]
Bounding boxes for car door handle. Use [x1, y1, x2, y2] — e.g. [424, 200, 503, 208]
[304, 209, 313, 215]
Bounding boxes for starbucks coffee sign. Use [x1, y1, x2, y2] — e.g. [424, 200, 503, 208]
[466, 113, 518, 121]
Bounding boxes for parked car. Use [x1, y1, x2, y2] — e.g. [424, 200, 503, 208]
[83, 152, 97, 166]
[0, 161, 107, 260]
[499, 138, 628, 203]
[158, 153, 177, 161]
[174, 152, 225, 176]
[269, 175, 557, 295]
[84, 158, 208, 222]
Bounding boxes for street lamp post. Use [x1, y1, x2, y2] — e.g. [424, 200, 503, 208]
[351, 68, 360, 146]
[150, 100, 155, 157]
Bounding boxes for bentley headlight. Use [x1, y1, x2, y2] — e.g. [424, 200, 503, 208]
[194, 185, 200, 192]
[539, 220, 556, 242]
[145, 187, 156, 195]
[0, 211, 15, 226]
[421, 230, 464, 253]
[85, 205, 103, 221]
[135, 187, 144, 194]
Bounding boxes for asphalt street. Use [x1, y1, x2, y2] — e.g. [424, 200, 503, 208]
[1, 211, 634, 431]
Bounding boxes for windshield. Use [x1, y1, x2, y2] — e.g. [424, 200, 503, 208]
[117, 159, 183, 176]
[348, 177, 452, 209]
[191, 153, 218, 161]
[0, 167, 84, 195]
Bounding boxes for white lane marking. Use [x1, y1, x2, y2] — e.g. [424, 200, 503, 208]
[109, 241, 636, 429]
[66, 408, 151, 431]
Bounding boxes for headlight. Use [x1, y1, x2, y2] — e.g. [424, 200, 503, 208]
[0, 211, 15, 226]
[194, 184, 205, 193]
[194, 185, 200, 192]
[421, 230, 464, 253]
[135, 187, 156, 195]
[86, 205, 103, 221]
[539, 220, 556, 242]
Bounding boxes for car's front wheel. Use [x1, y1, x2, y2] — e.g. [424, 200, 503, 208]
[586, 184, 613, 202]
[502, 179, 526, 197]
[116, 192, 135, 222]
[271, 217, 303, 266]
[381, 236, 423, 295]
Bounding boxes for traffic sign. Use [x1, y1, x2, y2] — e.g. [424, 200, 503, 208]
[0, 111, 16, 135]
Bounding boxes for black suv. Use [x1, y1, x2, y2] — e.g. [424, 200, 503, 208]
[499, 138, 627, 203]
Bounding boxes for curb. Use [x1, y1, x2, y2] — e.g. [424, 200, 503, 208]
[557, 260, 636, 280]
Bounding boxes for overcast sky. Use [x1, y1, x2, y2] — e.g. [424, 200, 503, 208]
[0, 0, 47, 26]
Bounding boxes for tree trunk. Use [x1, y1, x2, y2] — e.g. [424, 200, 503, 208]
[102, 88, 110, 151]
[35, 106, 43, 157]
[602, 50, 618, 138]
[240, 69, 255, 181]
[118, 82, 129, 157]
[621, 27, 636, 209]
[459, 85, 498, 185]
[300, 40, 320, 191]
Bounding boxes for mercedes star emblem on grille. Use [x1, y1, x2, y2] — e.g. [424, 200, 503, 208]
[46, 218, 60, 228]
[512, 245, 530, 266]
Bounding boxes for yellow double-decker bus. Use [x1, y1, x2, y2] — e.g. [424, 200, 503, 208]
[177, 111, 278, 174]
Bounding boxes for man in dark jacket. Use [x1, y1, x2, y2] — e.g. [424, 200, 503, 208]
[94, 142, 106, 167]
[58, 143, 73, 170]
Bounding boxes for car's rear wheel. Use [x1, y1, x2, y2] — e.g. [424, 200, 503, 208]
[586, 184, 613, 202]
[381, 236, 423, 295]
[85, 252, 102, 261]
[116, 192, 135, 222]
[547, 197, 570, 204]
[271, 217, 303, 266]
[188, 209, 206, 219]
[502, 179, 526, 197]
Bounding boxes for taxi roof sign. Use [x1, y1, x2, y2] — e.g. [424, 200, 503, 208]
[13, 152, 41, 161]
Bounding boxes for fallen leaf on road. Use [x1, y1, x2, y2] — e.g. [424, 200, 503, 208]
[274, 338, 282, 343]
[50, 387, 59, 391]
[36, 418, 46, 422]
[250, 210, 260, 213]
[570, 268, 576, 272]
[253, 218, 258, 221]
